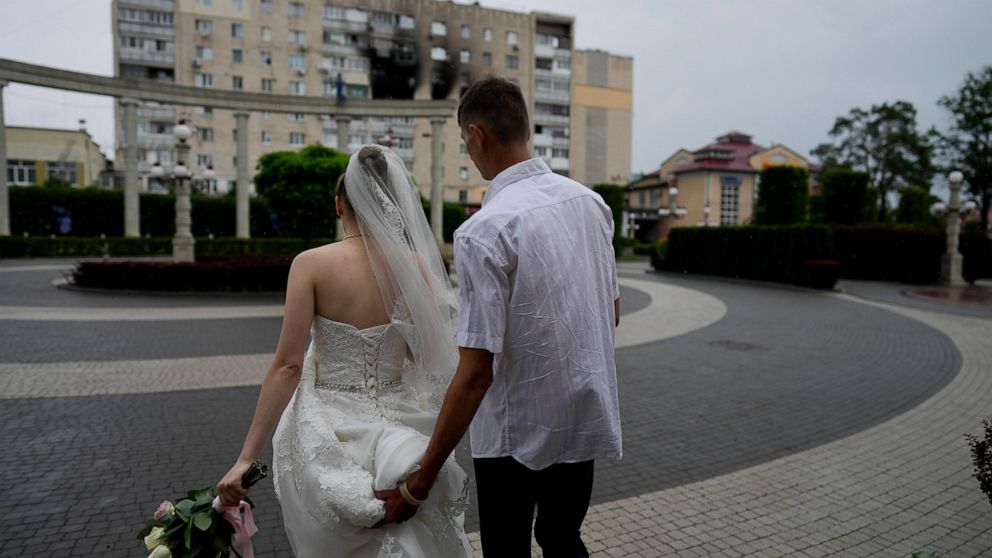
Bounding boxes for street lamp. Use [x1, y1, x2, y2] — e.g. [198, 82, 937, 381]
[941, 171, 965, 286]
[657, 186, 687, 232]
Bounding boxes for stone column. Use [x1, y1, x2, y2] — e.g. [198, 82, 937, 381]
[942, 171, 966, 286]
[0, 81, 9, 236]
[172, 140, 195, 262]
[235, 112, 250, 238]
[430, 118, 445, 244]
[335, 115, 351, 240]
[121, 98, 140, 237]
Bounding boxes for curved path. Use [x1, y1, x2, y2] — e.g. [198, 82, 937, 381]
[0, 262, 987, 557]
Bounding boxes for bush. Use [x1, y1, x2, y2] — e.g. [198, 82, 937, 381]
[0, 236, 336, 258]
[820, 168, 872, 224]
[9, 186, 278, 238]
[71, 255, 293, 292]
[896, 186, 940, 226]
[831, 224, 944, 284]
[796, 260, 841, 290]
[962, 233, 992, 283]
[593, 184, 625, 251]
[665, 225, 832, 284]
[421, 201, 467, 243]
[754, 166, 809, 224]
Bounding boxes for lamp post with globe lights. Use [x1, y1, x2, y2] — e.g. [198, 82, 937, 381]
[657, 185, 688, 235]
[150, 119, 196, 263]
[940, 171, 966, 286]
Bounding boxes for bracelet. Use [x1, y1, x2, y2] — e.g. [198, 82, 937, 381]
[399, 481, 427, 506]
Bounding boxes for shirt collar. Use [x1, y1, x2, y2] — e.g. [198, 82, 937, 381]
[482, 158, 551, 206]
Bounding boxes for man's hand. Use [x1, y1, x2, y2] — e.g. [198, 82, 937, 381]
[373, 488, 419, 527]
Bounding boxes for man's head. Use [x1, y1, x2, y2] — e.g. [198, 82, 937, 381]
[457, 76, 531, 180]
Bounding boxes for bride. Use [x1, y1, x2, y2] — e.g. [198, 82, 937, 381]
[216, 145, 472, 557]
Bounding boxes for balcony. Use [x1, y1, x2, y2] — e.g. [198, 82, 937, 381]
[321, 43, 363, 57]
[393, 147, 414, 161]
[323, 19, 370, 33]
[119, 0, 174, 9]
[550, 157, 570, 172]
[118, 21, 174, 38]
[137, 132, 175, 149]
[137, 105, 175, 120]
[535, 88, 570, 103]
[370, 120, 414, 135]
[554, 48, 572, 59]
[533, 133, 552, 147]
[535, 43, 555, 58]
[533, 113, 571, 126]
[551, 135, 571, 148]
[119, 48, 174, 66]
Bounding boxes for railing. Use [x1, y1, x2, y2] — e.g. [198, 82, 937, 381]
[137, 132, 174, 148]
[119, 22, 175, 38]
[535, 88, 570, 103]
[550, 157, 570, 171]
[533, 134, 552, 147]
[119, 48, 174, 66]
[533, 113, 570, 126]
[136, 105, 175, 120]
[554, 48, 572, 59]
[551, 136, 571, 148]
[322, 19, 369, 33]
[321, 43, 363, 57]
[119, 0, 174, 9]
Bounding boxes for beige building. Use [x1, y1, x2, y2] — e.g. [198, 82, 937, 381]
[113, 0, 632, 206]
[626, 132, 820, 242]
[5, 125, 110, 187]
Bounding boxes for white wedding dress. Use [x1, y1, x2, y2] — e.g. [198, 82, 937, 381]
[272, 315, 472, 558]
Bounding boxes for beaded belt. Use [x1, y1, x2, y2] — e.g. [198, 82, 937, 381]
[315, 377, 403, 393]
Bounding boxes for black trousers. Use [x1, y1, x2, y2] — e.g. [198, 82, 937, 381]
[474, 457, 595, 558]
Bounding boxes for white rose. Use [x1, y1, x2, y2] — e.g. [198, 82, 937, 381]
[147, 544, 172, 558]
[144, 526, 166, 551]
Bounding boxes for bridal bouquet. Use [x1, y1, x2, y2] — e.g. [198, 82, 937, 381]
[137, 460, 269, 558]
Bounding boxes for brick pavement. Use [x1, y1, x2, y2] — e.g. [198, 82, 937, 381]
[1, 262, 987, 557]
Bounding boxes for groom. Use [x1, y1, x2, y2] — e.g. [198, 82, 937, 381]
[378, 76, 622, 557]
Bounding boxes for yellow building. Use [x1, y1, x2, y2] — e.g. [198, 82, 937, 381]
[6, 125, 110, 187]
[626, 131, 820, 241]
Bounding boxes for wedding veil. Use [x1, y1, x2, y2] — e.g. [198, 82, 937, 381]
[343, 145, 459, 411]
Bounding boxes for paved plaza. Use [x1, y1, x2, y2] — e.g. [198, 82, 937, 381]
[0, 259, 990, 557]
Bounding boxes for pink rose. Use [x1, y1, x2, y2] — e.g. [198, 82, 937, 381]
[153, 500, 174, 520]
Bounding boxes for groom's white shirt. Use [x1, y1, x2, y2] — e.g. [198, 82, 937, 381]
[454, 157, 622, 471]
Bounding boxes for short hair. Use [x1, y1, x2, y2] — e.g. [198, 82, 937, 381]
[457, 76, 529, 145]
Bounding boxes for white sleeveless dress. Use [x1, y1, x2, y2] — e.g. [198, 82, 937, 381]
[272, 316, 472, 558]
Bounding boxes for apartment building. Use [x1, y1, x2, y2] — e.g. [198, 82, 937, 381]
[113, 0, 633, 205]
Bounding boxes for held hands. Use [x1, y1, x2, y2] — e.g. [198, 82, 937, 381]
[373, 470, 431, 528]
[216, 459, 253, 508]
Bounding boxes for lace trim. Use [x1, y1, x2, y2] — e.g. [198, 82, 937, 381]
[314, 377, 403, 393]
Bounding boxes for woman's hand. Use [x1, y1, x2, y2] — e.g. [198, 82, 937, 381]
[216, 459, 253, 507]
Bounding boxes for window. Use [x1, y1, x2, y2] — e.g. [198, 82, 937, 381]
[506, 31, 518, 45]
[289, 30, 305, 45]
[459, 143, 468, 155]
[720, 176, 740, 225]
[7, 160, 36, 185]
[431, 21, 446, 37]
[261, 51, 272, 65]
[556, 59, 571, 71]
[47, 162, 78, 184]
[261, 130, 272, 144]
[289, 54, 306, 69]
[197, 127, 214, 142]
[535, 57, 553, 71]
[482, 52, 492, 66]
[288, 2, 304, 17]
[289, 81, 305, 95]
[483, 27, 492, 41]
[261, 26, 272, 41]
[346, 84, 368, 98]
[324, 4, 345, 19]
[195, 106, 213, 115]
[260, 0, 272, 14]
[431, 47, 448, 61]
[458, 189, 468, 202]
[195, 19, 213, 36]
[231, 75, 243, 90]
[399, 14, 414, 29]
[232, 49, 243, 63]
[460, 25, 471, 39]
[535, 146, 549, 157]
[262, 111, 271, 119]
[505, 55, 518, 69]
[261, 78, 273, 92]
[552, 148, 569, 158]
[231, 23, 243, 37]
[459, 167, 469, 181]
[194, 73, 213, 88]
[288, 112, 305, 121]
[459, 49, 470, 63]
[323, 31, 345, 45]
[232, 0, 243, 8]
[197, 154, 213, 167]
[290, 132, 306, 146]
[195, 46, 213, 60]
[196, 0, 211, 6]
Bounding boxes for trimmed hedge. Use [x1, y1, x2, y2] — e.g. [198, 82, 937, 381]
[664, 225, 832, 284]
[0, 236, 336, 258]
[71, 256, 293, 292]
[831, 225, 944, 284]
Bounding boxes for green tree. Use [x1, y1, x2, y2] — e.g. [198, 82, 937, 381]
[938, 66, 992, 234]
[895, 186, 939, 226]
[593, 183, 625, 250]
[820, 167, 872, 224]
[812, 101, 935, 220]
[253, 144, 348, 244]
[754, 166, 809, 224]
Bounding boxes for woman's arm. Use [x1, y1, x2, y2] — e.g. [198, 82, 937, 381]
[216, 253, 316, 505]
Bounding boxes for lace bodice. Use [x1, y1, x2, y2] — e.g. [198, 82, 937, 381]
[310, 316, 409, 394]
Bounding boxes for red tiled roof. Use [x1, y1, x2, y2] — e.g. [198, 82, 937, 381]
[674, 132, 766, 175]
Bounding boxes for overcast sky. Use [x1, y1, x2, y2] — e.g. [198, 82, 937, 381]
[2, 0, 990, 188]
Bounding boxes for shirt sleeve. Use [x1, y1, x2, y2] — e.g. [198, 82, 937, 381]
[454, 236, 509, 354]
